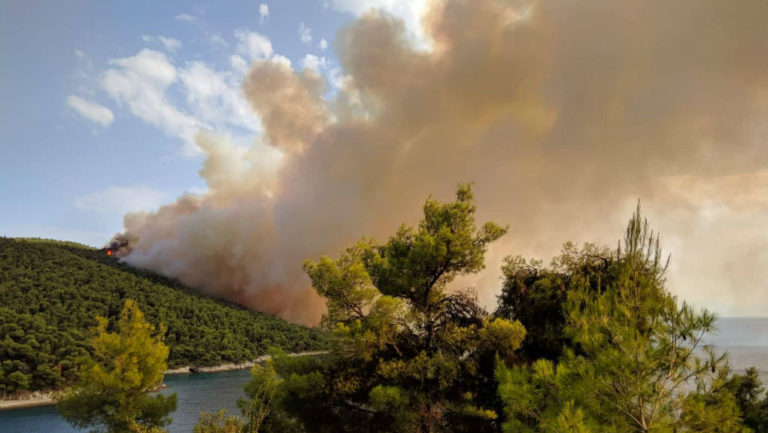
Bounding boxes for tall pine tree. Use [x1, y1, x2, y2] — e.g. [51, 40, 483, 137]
[57, 300, 177, 433]
[497, 205, 747, 432]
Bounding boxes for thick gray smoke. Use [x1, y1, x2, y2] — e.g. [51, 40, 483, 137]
[113, 0, 768, 324]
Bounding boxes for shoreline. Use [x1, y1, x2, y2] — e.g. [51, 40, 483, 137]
[0, 351, 327, 411]
[165, 350, 327, 375]
[0, 393, 56, 410]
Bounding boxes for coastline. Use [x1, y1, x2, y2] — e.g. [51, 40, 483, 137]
[0, 392, 56, 410]
[0, 351, 327, 411]
[164, 350, 327, 375]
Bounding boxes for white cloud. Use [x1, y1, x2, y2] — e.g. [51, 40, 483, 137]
[158, 36, 182, 52]
[229, 54, 248, 74]
[330, 0, 429, 47]
[234, 29, 273, 60]
[86, 27, 298, 155]
[327, 66, 350, 90]
[97, 47, 264, 155]
[298, 22, 312, 44]
[76, 186, 168, 215]
[71, 50, 96, 95]
[142, 35, 182, 52]
[175, 13, 197, 23]
[178, 61, 262, 134]
[66, 95, 114, 127]
[319, 38, 328, 51]
[108, 49, 177, 85]
[302, 54, 327, 71]
[271, 54, 292, 68]
[101, 49, 202, 153]
[210, 34, 228, 48]
[259, 3, 269, 22]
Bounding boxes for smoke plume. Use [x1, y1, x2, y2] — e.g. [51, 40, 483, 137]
[114, 0, 768, 324]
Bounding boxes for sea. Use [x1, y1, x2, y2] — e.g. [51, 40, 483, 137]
[1, 317, 767, 433]
[0, 369, 252, 433]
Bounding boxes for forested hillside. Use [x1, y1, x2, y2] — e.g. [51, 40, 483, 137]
[0, 237, 326, 394]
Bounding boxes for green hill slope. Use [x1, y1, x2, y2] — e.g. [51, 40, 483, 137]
[0, 237, 326, 394]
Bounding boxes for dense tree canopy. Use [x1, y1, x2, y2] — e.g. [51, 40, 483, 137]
[229, 195, 768, 433]
[496, 205, 748, 432]
[495, 242, 613, 363]
[57, 300, 177, 433]
[249, 184, 526, 433]
[0, 238, 327, 394]
[5, 196, 768, 433]
[717, 367, 768, 433]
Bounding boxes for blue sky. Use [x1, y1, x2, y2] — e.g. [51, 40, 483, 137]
[1, 0, 416, 246]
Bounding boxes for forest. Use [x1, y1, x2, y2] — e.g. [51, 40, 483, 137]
[0, 237, 327, 395]
[181, 185, 768, 433]
[6, 185, 768, 433]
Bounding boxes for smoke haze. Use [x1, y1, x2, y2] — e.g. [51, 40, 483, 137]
[114, 0, 768, 324]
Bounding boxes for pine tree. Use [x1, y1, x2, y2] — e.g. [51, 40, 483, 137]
[497, 204, 748, 432]
[248, 184, 525, 433]
[194, 410, 245, 433]
[57, 300, 177, 433]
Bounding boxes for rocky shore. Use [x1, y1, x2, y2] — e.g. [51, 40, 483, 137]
[0, 391, 56, 410]
[164, 356, 269, 375]
[164, 351, 327, 375]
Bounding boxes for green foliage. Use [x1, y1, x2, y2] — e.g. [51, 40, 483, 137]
[304, 242, 379, 329]
[0, 237, 327, 394]
[496, 204, 748, 432]
[496, 243, 613, 362]
[248, 184, 525, 433]
[364, 184, 508, 309]
[721, 367, 768, 432]
[550, 402, 591, 433]
[57, 300, 177, 433]
[679, 366, 749, 433]
[238, 358, 282, 432]
[128, 423, 168, 433]
[194, 410, 245, 433]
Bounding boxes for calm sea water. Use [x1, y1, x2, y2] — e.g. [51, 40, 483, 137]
[0, 369, 252, 433]
[2, 317, 767, 433]
[704, 317, 768, 385]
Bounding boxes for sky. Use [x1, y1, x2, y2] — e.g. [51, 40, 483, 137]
[1, 0, 766, 321]
[0, 0, 373, 245]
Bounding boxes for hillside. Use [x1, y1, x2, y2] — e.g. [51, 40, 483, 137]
[0, 237, 327, 394]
